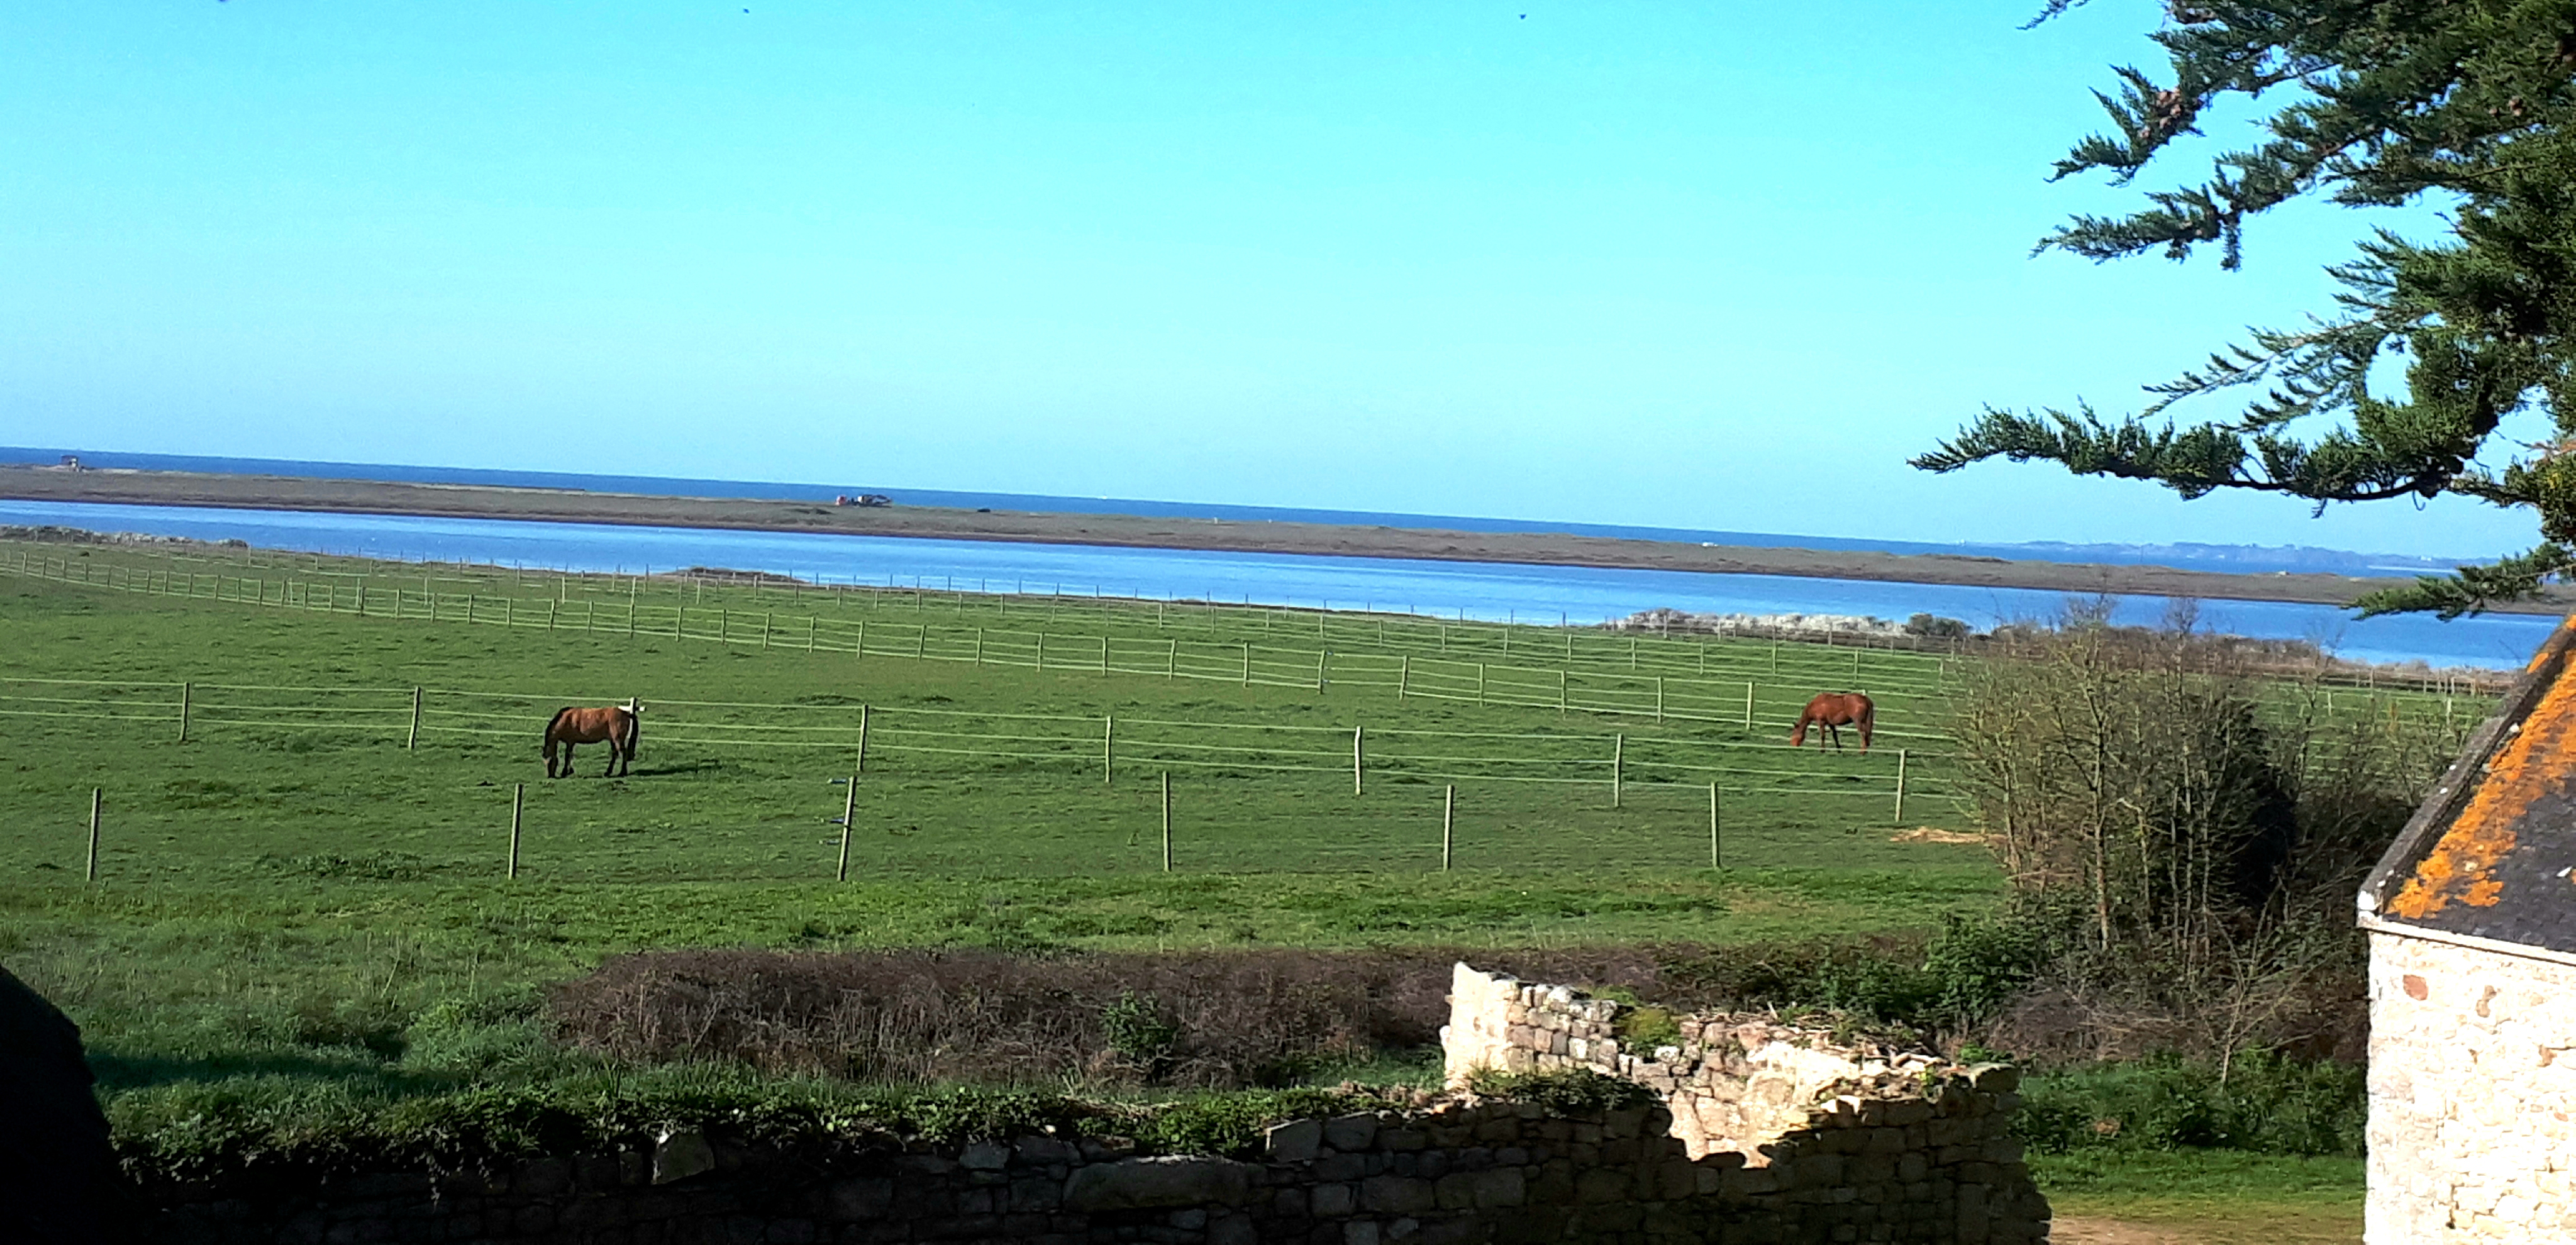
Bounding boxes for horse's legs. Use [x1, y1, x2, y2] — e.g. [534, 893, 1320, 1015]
[1826, 722, 1843, 751]
[558, 742, 575, 777]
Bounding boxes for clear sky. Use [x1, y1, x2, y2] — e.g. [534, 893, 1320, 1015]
[1, 2, 2538, 559]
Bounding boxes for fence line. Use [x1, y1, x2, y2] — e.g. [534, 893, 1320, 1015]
[3, 543, 2497, 746]
[0, 673, 1966, 807]
[0, 547, 1980, 736]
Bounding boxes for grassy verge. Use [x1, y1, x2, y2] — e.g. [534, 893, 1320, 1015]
[2035, 1150, 2362, 1243]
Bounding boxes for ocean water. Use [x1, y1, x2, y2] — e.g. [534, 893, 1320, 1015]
[0, 445, 2467, 577]
[1, 499, 2553, 670]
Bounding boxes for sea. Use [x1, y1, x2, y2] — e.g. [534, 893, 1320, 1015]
[0, 447, 2557, 670]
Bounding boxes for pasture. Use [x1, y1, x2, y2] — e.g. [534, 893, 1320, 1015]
[0, 534, 2461, 1236]
[0, 536, 2016, 1097]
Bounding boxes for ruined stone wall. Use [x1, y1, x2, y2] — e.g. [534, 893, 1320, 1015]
[135, 961, 2046, 1244]
[143, 1089, 2041, 1245]
[1441, 962, 2045, 1241]
[2368, 931, 2576, 1243]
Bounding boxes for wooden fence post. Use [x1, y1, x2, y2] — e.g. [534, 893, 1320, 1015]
[763, 611, 773, 648]
[1744, 681, 1755, 729]
[508, 783, 523, 880]
[1443, 785, 1455, 870]
[1400, 656, 1411, 699]
[1353, 725, 1363, 795]
[86, 788, 101, 882]
[1710, 784, 1721, 869]
[1559, 670, 1567, 715]
[1894, 749, 1909, 826]
[1613, 734, 1623, 809]
[1161, 772, 1173, 872]
[1477, 663, 1487, 707]
[857, 704, 870, 774]
[408, 687, 422, 750]
[177, 682, 191, 743]
[1103, 715, 1114, 785]
[1036, 631, 1046, 671]
[1242, 643, 1252, 686]
[838, 774, 857, 882]
[975, 628, 985, 665]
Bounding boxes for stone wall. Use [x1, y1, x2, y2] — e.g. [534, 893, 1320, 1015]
[144, 1086, 2036, 1245]
[1441, 963, 2044, 1240]
[135, 961, 2047, 1244]
[2368, 931, 2576, 1242]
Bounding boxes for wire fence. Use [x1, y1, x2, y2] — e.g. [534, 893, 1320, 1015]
[0, 675, 1958, 820]
[0, 545, 1972, 741]
[1, 541, 2499, 749]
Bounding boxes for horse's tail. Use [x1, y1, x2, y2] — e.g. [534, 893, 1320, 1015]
[620, 706, 641, 757]
[1857, 696, 1876, 752]
[542, 707, 573, 760]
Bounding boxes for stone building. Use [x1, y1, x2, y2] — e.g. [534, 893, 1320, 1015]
[2360, 619, 2576, 1241]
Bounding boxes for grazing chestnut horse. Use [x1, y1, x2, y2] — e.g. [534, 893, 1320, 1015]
[543, 700, 641, 777]
[1790, 692, 1874, 753]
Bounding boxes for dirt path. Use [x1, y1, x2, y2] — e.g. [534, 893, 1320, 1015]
[2054, 1219, 2194, 1243]
[2053, 1212, 2360, 1244]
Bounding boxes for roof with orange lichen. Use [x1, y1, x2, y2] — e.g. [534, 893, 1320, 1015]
[2364, 616, 2576, 953]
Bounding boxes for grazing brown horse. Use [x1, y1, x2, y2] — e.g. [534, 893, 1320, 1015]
[1790, 692, 1874, 753]
[543, 700, 641, 777]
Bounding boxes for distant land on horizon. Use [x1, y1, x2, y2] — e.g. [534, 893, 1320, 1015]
[0, 445, 2480, 580]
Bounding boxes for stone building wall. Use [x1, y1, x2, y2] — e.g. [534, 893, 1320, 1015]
[2368, 931, 2576, 1242]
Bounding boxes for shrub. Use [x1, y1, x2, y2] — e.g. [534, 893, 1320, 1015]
[2011, 1051, 2365, 1157]
[1100, 992, 1180, 1069]
[550, 945, 1702, 1089]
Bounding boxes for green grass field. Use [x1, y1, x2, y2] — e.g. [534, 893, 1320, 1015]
[0, 544, 2009, 1102]
[0, 538, 2404, 1230]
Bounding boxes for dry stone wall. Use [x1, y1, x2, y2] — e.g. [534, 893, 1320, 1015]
[135, 962, 2047, 1244]
[143, 1087, 2035, 1245]
[1440, 963, 2045, 1241]
[2368, 931, 2576, 1242]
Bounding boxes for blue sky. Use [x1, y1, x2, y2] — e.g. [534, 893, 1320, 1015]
[1, 2, 2536, 558]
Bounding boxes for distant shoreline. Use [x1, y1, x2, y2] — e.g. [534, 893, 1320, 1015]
[4, 465, 2564, 615]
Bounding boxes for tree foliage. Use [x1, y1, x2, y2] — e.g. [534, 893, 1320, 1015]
[1913, 1, 2576, 616]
